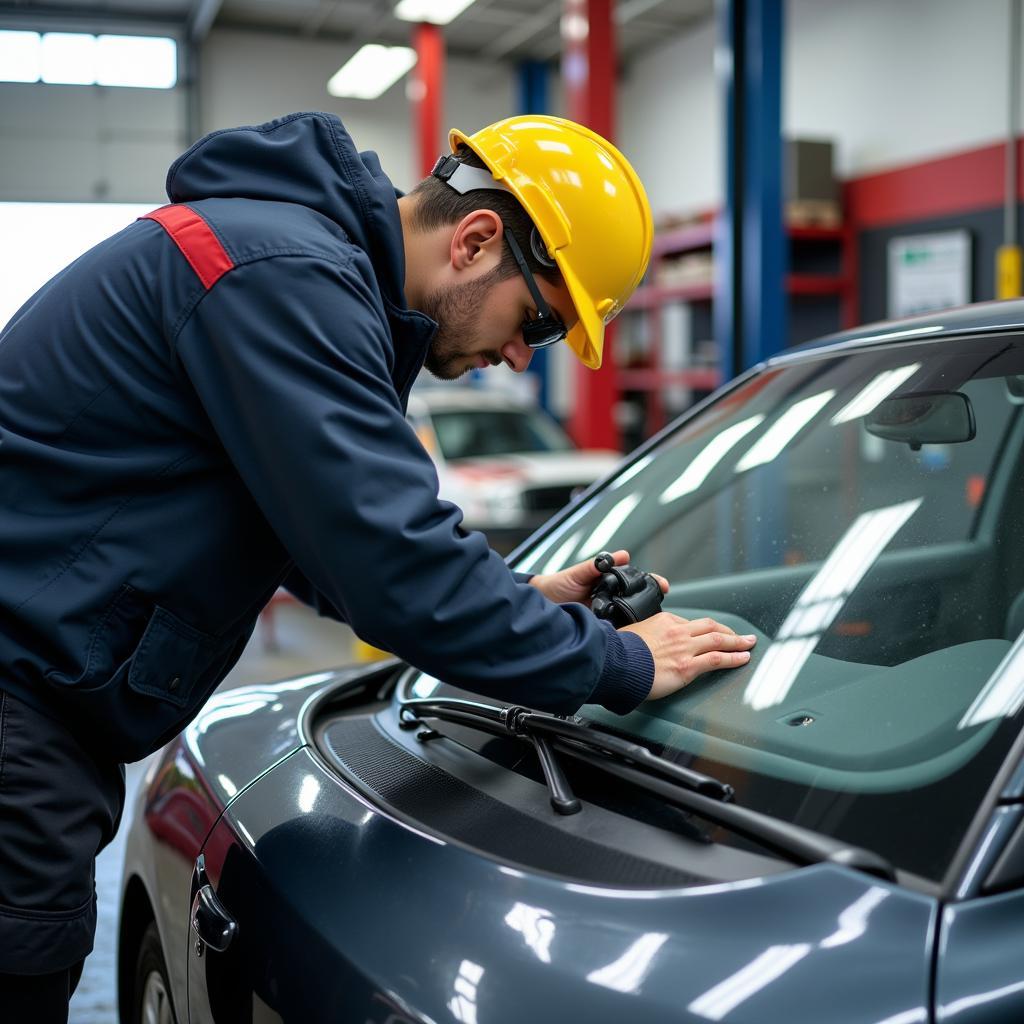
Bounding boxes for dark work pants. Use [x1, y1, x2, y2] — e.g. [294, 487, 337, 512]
[0, 688, 125, 1022]
[0, 960, 84, 1023]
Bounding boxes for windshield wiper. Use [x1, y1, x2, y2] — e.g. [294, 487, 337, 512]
[398, 696, 897, 882]
[400, 697, 733, 804]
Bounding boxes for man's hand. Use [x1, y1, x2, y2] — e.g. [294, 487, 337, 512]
[622, 614, 757, 701]
[528, 549, 668, 606]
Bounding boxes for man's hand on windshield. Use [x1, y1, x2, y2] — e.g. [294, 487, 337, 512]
[527, 549, 669, 606]
[622, 614, 757, 701]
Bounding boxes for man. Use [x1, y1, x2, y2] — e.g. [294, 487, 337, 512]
[0, 112, 754, 1018]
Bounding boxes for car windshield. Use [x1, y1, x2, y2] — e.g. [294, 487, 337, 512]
[431, 407, 575, 460]
[410, 333, 1024, 882]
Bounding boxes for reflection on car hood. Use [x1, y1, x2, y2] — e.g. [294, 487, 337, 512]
[183, 664, 377, 807]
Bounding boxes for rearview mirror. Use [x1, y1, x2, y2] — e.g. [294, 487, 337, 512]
[865, 390, 976, 450]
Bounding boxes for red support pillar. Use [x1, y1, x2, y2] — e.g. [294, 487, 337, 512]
[413, 23, 445, 179]
[562, 0, 620, 451]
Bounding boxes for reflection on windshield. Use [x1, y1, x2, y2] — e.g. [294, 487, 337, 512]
[830, 363, 921, 425]
[659, 415, 764, 504]
[539, 530, 584, 576]
[418, 334, 1024, 881]
[959, 632, 1024, 727]
[735, 390, 835, 472]
[582, 495, 640, 553]
[743, 498, 923, 710]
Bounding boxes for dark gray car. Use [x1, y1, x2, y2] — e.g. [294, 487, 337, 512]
[119, 300, 1024, 1023]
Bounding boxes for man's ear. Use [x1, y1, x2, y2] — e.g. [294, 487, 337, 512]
[450, 210, 504, 272]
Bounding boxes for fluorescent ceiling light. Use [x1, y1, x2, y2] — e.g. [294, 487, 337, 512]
[2, 30, 176, 88]
[41, 32, 95, 85]
[327, 44, 417, 99]
[96, 35, 177, 89]
[394, 0, 477, 25]
[0, 30, 41, 83]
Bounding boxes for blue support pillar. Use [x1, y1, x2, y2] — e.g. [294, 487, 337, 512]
[714, 0, 786, 378]
[518, 59, 549, 117]
[715, 0, 787, 573]
[517, 59, 553, 413]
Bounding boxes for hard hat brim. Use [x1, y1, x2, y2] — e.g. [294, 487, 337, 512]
[557, 255, 605, 369]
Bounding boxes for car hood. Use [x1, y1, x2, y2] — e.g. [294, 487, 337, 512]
[182, 661, 397, 807]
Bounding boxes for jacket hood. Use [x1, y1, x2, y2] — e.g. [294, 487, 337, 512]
[166, 111, 407, 302]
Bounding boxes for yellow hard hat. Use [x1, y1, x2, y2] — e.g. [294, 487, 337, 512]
[448, 115, 654, 370]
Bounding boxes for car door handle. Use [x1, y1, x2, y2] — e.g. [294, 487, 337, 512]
[191, 884, 237, 952]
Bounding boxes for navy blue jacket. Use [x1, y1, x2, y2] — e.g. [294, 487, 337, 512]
[0, 112, 653, 762]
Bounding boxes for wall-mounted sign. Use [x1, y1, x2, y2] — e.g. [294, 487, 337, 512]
[887, 230, 972, 319]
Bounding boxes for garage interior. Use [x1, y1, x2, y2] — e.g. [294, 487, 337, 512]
[2, 1, 1024, 1020]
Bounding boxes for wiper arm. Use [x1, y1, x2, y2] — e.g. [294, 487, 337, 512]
[400, 698, 582, 813]
[400, 697, 733, 803]
[564, 746, 896, 881]
[399, 697, 897, 882]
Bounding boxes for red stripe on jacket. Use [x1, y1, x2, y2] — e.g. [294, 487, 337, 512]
[141, 205, 234, 289]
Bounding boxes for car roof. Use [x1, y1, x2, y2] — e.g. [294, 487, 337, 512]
[407, 387, 538, 415]
[778, 297, 1024, 365]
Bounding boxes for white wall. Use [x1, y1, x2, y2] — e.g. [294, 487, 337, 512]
[786, 0, 1014, 180]
[618, 16, 720, 221]
[0, 80, 184, 202]
[3, 3, 1022, 216]
[200, 28, 518, 194]
[0, 202, 154, 327]
[0, 27, 517, 203]
[620, 0, 1024, 219]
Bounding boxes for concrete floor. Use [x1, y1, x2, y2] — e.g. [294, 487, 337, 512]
[68, 601, 357, 1023]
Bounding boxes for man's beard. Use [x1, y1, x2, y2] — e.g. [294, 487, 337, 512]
[420, 267, 505, 380]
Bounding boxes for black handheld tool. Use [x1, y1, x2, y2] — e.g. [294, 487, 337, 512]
[590, 551, 664, 627]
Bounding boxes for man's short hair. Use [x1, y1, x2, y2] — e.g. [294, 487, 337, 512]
[409, 146, 561, 284]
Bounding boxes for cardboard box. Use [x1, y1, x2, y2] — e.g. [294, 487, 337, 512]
[786, 139, 837, 203]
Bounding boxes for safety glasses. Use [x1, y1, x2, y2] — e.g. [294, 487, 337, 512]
[503, 229, 568, 350]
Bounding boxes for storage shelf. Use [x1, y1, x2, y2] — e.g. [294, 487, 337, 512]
[617, 368, 721, 392]
[787, 273, 846, 296]
[650, 221, 845, 259]
[629, 273, 847, 308]
[616, 215, 855, 444]
[630, 282, 714, 307]
[787, 225, 846, 242]
[651, 221, 715, 259]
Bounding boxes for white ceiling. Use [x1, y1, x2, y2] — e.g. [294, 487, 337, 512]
[0, 0, 713, 63]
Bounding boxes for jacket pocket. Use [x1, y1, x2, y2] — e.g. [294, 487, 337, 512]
[127, 606, 225, 710]
[47, 599, 240, 762]
[45, 584, 150, 691]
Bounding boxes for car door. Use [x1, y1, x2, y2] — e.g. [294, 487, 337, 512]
[933, 763, 1024, 1023]
[186, 746, 427, 1024]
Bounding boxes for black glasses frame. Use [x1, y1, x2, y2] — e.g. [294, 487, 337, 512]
[503, 229, 567, 350]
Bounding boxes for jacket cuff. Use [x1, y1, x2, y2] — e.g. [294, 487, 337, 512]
[588, 622, 654, 715]
[512, 571, 535, 585]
